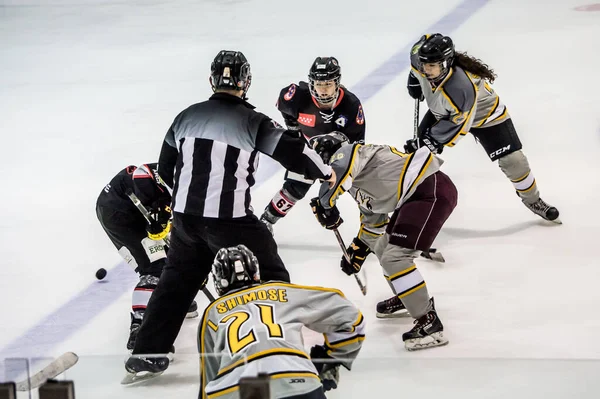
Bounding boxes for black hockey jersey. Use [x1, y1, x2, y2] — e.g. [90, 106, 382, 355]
[96, 163, 171, 213]
[276, 81, 366, 143]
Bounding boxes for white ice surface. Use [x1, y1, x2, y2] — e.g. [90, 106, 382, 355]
[1, 0, 599, 397]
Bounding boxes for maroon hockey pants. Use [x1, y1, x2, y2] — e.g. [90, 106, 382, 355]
[386, 171, 458, 250]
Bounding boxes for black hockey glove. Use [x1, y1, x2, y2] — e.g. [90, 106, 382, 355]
[310, 345, 340, 392]
[147, 204, 172, 241]
[310, 198, 343, 230]
[407, 70, 424, 101]
[404, 131, 444, 154]
[340, 237, 371, 275]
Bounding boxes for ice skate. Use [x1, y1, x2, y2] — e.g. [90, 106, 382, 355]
[186, 300, 199, 318]
[376, 295, 410, 318]
[402, 298, 448, 351]
[122, 355, 169, 384]
[523, 197, 561, 224]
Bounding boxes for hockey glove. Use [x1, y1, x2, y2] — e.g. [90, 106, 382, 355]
[340, 237, 371, 275]
[147, 205, 172, 241]
[404, 131, 444, 154]
[310, 345, 340, 392]
[407, 70, 424, 101]
[310, 198, 343, 230]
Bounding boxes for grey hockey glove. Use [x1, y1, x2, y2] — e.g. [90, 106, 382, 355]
[310, 345, 340, 392]
[404, 130, 444, 154]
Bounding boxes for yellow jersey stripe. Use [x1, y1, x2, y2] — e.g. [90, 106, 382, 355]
[329, 144, 361, 207]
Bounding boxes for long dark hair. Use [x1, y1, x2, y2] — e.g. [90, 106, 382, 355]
[454, 52, 497, 83]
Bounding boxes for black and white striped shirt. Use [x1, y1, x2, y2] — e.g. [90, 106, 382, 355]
[158, 93, 332, 218]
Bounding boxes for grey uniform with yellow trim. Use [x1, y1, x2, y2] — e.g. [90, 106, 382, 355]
[318, 144, 443, 317]
[410, 39, 543, 204]
[198, 282, 365, 399]
[410, 43, 510, 147]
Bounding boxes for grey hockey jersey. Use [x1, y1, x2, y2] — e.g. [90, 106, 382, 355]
[198, 282, 365, 399]
[410, 36, 510, 147]
[317, 144, 443, 248]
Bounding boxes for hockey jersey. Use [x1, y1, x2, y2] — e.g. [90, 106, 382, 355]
[96, 163, 171, 213]
[276, 81, 366, 143]
[198, 282, 365, 399]
[317, 144, 443, 247]
[410, 38, 510, 147]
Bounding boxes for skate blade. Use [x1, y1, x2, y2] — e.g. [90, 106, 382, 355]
[550, 217, 562, 225]
[376, 310, 411, 319]
[121, 370, 164, 385]
[404, 332, 448, 351]
[186, 310, 199, 319]
[420, 250, 445, 263]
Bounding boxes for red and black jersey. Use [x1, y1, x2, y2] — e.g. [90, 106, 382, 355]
[276, 81, 366, 143]
[96, 163, 171, 213]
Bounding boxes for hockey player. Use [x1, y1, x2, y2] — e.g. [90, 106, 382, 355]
[309, 132, 457, 350]
[197, 245, 365, 399]
[260, 57, 366, 234]
[124, 50, 334, 378]
[405, 33, 560, 223]
[96, 163, 198, 351]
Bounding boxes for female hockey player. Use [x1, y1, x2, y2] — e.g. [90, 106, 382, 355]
[404, 33, 560, 223]
[96, 163, 197, 351]
[309, 132, 457, 350]
[260, 56, 366, 234]
[198, 245, 365, 398]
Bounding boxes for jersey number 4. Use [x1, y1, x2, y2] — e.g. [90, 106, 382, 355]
[219, 304, 283, 355]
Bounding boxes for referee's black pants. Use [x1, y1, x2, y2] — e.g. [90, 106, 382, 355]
[132, 211, 290, 355]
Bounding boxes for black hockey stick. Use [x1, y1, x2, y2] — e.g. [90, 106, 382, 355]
[126, 190, 216, 302]
[413, 97, 420, 141]
[413, 98, 445, 263]
[333, 229, 367, 296]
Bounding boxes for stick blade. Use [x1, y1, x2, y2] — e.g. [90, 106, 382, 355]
[16, 352, 79, 391]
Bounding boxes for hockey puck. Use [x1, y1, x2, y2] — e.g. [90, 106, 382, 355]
[95, 268, 107, 280]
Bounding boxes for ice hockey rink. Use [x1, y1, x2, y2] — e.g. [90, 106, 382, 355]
[1, 0, 600, 397]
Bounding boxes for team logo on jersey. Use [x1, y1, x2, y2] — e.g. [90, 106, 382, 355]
[297, 113, 316, 127]
[335, 115, 348, 128]
[283, 84, 297, 101]
[126, 165, 136, 174]
[353, 189, 373, 211]
[356, 105, 364, 125]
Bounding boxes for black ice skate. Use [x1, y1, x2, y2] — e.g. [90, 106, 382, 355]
[402, 298, 448, 351]
[376, 295, 409, 318]
[127, 319, 141, 351]
[121, 355, 170, 385]
[186, 300, 199, 319]
[522, 197, 561, 224]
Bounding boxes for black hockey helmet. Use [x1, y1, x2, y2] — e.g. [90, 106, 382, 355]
[308, 57, 341, 105]
[210, 50, 252, 98]
[418, 34, 455, 82]
[211, 245, 260, 296]
[309, 132, 350, 164]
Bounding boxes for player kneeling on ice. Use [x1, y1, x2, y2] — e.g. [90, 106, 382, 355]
[96, 163, 198, 352]
[310, 132, 458, 351]
[196, 245, 364, 399]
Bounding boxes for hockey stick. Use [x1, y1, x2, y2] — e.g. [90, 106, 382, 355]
[126, 190, 216, 302]
[412, 99, 446, 263]
[413, 97, 420, 141]
[16, 352, 78, 391]
[333, 229, 367, 296]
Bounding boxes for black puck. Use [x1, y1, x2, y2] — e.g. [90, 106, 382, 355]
[95, 268, 107, 280]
